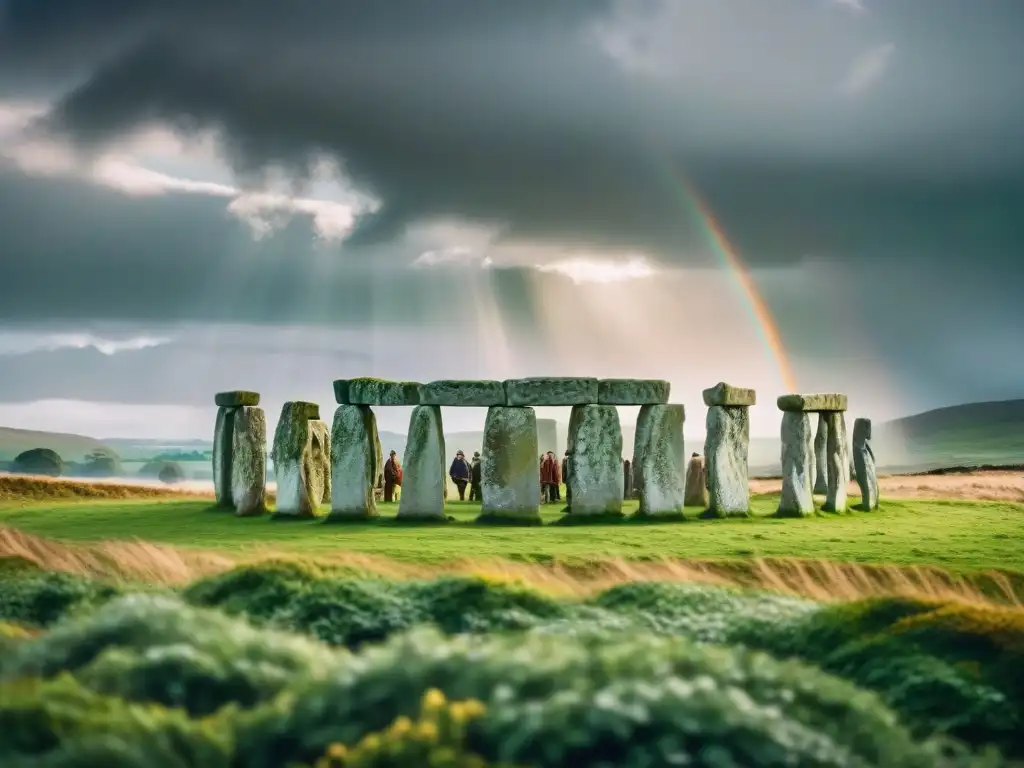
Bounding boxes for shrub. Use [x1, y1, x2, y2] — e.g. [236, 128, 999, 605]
[0, 570, 120, 628]
[138, 460, 186, 484]
[11, 448, 63, 477]
[1, 594, 343, 716]
[232, 626, 958, 768]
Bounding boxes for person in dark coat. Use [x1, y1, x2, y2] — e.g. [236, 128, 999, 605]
[469, 451, 483, 501]
[449, 450, 471, 501]
[562, 450, 572, 507]
[540, 451, 561, 503]
[383, 450, 402, 503]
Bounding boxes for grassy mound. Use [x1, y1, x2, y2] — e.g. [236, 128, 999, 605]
[0, 561, 1021, 763]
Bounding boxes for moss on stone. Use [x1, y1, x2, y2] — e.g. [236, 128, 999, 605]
[597, 379, 671, 405]
[231, 406, 267, 517]
[347, 378, 422, 406]
[702, 382, 756, 407]
[777, 393, 848, 412]
[420, 380, 505, 407]
[214, 391, 260, 407]
[332, 379, 351, 405]
[503, 377, 599, 406]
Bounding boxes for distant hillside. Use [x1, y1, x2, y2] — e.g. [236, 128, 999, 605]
[0, 427, 115, 463]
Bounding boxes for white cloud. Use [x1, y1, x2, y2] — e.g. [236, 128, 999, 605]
[0, 101, 379, 241]
[413, 246, 493, 268]
[840, 43, 894, 95]
[0, 332, 171, 356]
[534, 256, 656, 284]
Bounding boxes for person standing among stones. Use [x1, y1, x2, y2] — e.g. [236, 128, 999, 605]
[540, 451, 561, 503]
[469, 451, 483, 502]
[449, 450, 472, 501]
[383, 450, 403, 503]
[562, 450, 572, 506]
[684, 452, 708, 508]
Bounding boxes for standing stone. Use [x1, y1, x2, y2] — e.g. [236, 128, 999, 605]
[813, 414, 828, 495]
[231, 406, 267, 517]
[480, 406, 540, 522]
[398, 405, 447, 520]
[310, 420, 331, 505]
[271, 401, 323, 519]
[704, 405, 751, 517]
[637, 404, 685, 517]
[822, 411, 850, 513]
[567, 404, 624, 516]
[777, 411, 815, 517]
[327, 405, 380, 520]
[684, 454, 708, 508]
[631, 405, 657, 499]
[213, 406, 237, 508]
[853, 418, 880, 511]
[622, 459, 632, 500]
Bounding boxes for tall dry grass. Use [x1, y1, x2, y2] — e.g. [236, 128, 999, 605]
[1, 526, 1020, 609]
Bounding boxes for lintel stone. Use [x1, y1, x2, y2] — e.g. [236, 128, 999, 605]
[420, 380, 506, 407]
[777, 393, 848, 412]
[215, 390, 260, 407]
[597, 379, 670, 405]
[702, 382, 756, 407]
[504, 377, 598, 406]
[344, 378, 422, 406]
[288, 401, 321, 421]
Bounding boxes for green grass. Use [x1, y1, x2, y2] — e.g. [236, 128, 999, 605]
[2, 494, 1022, 571]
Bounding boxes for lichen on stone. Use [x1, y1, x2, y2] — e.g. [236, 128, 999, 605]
[702, 382, 756, 407]
[704, 405, 750, 517]
[777, 411, 814, 518]
[327, 405, 379, 520]
[853, 417, 880, 511]
[637, 404, 685, 517]
[347, 378, 422, 406]
[822, 411, 850, 513]
[420, 380, 506, 407]
[504, 377, 599, 406]
[398, 405, 446, 519]
[480, 406, 540, 521]
[598, 379, 671, 406]
[214, 390, 260, 407]
[814, 414, 829, 495]
[777, 393, 848, 412]
[271, 402, 324, 518]
[213, 406, 237, 508]
[566, 404, 623, 516]
[231, 406, 267, 517]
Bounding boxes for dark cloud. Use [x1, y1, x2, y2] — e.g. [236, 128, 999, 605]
[2, 0, 1022, 267]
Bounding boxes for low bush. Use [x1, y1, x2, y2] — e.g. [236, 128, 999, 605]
[0, 569, 120, 627]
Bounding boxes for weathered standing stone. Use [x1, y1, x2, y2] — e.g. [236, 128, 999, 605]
[420, 380, 506, 407]
[777, 411, 815, 517]
[704, 405, 750, 517]
[637, 404, 685, 517]
[622, 459, 632, 500]
[343, 378, 422, 406]
[822, 411, 850, 513]
[504, 377, 599, 406]
[480, 406, 540, 522]
[213, 406, 237, 508]
[702, 382, 756, 407]
[566, 404, 623, 515]
[215, 391, 260, 408]
[398, 405, 447, 520]
[813, 415, 828, 495]
[271, 402, 325, 518]
[630, 405, 657, 499]
[777, 393, 849, 412]
[597, 379, 670, 406]
[231, 406, 267, 517]
[684, 454, 708, 508]
[853, 418, 880, 511]
[310, 420, 331, 505]
[327, 405, 380, 520]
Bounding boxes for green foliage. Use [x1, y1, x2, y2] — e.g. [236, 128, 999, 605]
[12, 448, 63, 477]
[137, 460, 186, 484]
[83, 448, 123, 477]
[0, 569, 120, 628]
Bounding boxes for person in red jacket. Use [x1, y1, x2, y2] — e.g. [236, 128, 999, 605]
[540, 451, 561, 504]
[383, 450, 403, 503]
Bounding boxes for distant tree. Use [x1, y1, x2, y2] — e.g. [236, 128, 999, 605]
[12, 448, 63, 477]
[83, 448, 122, 477]
[157, 461, 185, 485]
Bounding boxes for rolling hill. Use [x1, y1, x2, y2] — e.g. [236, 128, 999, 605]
[0, 427, 115, 463]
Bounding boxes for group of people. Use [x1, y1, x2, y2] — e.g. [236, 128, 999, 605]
[381, 446, 707, 507]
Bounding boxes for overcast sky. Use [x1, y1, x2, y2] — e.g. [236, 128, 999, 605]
[0, 0, 1021, 441]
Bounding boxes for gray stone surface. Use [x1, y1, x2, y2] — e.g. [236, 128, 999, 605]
[567, 404, 623, 515]
[271, 401, 325, 518]
[684, 454, 708, 508]
[702, 382, 756, 407]
[420, 380, 506, 407]
[504, 377, 599, 406]
[853, 417, 880, 511]
[813, 414, 828, 495]
[637, 404, 685, 516]
[212, 406, 237, 508]
[231, 406, 267, 517]
[597, 379, 670, 405]
[310, 420, 331, 505]
[345, 378, 422, 406]
[630, 405, 657, 499]
[480, 406, 540, 521]
[398, 405, 447, 519]
[704, 405, 750, 517]
[777, 411, 815, 517]
[822, 411, 850, 513]
[215, 391, 260, 407]
[328, 405, 379, 520]
[777, 393, 848, 412]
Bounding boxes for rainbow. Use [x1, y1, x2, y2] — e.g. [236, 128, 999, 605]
[675, 175, 799, 393]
